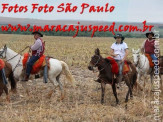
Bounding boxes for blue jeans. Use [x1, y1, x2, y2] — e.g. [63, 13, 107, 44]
[150, 54, 158, 61]
[1, 68, 7, 84]
[26, 56, 40, 76]
[116, 60, 124, 75]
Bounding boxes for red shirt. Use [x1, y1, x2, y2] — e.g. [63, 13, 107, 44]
[144, 39, 155, 54]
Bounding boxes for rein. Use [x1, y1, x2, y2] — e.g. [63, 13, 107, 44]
[96, 63, 114, 85]
[0, 46, 29, 72]
[91, 55, 114, 85]
[6, 46, 29, 62]
[92, 55, 101, 67]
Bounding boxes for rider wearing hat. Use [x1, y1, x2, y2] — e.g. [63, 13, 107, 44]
[110, 34, 129, 88]
[141, 32, 158, 61]
[23, 31, 45, 81]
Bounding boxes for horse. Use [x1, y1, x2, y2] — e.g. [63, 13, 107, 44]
[88, 48, 138, 104]
[0, 45, 75, 100]
[132, 49, 163, 90]
[0, 60, 16, 102]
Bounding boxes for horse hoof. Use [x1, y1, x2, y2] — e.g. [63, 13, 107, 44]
[101, 101, 104, 104]
[6, 96, 10, 103]
[47, 90, 53, 99]
[116, 101, 119, 105]
[10, 89, 17, 94]
[125, 104, 128, 109]
[60, 93, 65, 101]
[125, 99, 128, 103]
[46, 94, 52, 99]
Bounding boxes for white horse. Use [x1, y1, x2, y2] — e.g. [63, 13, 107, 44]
[0, 45, 75, 99]
[132, 49, 153, 89]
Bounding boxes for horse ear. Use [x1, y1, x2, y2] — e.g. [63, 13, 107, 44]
[4, 44, 7, 48]
[138, 49, 140, 53]
[132, 48, 134, 53]
[95, 48, 100, 55]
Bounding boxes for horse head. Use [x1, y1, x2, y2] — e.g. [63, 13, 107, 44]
[88, 48, 102, 70]
[132, 48, 140, 66]
[0, 45, 7, 59]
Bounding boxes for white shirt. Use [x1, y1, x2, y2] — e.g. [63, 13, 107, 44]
[111, 42, 128, 60]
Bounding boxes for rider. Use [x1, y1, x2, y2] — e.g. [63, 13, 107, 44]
[110, 34, 129, 88]
[141, 32, 158, 62]
[23, 31, 45, 81]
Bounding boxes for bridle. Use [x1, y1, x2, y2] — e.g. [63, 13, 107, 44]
[0, 46, 29, 72]
[0, 46, 7, 59]
[91, 55, 110, 72]
[135, 53, 146, 69]
[91, 55, 101, 67]
[90, 54, 114, 85]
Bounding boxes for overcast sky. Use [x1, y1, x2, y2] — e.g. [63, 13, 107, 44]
[0, 0, 162, 23]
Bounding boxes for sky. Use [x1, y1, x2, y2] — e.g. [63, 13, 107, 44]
[0, 0, 162, 23]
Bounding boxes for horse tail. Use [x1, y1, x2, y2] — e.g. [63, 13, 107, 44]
[60, 61, 75, 87]
[9, 72, 17, 91]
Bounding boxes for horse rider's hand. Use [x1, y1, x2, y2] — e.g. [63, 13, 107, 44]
[114, 54, 119, 57]
[120, 59, 124, 64]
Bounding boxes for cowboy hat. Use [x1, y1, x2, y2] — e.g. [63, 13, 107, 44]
[145, 32, 154, 38]
[32, 31, 43, 37]
[114, 34, 125, 41]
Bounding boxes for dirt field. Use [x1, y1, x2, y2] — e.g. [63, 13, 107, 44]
[0, 34, 162, 122]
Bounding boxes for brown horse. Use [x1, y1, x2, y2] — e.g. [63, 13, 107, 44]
[0, 60, 16, 102]
[88, 48, 138, 104]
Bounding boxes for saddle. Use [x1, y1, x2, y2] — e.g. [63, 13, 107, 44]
[22, 53, 50, 74]
[0, 59, 5, 70]
[145, 53, 154, 68]
[106, 57, 130, 75]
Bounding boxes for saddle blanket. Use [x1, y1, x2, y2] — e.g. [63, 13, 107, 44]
[22, 53, 49, 74]
[106, 57, 130, 75]
[145, 53, 154, 68]
[0, 59, 5, 70]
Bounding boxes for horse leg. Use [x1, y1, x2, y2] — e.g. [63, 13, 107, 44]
[138, 73, 142, 84]
[101, 81, 106, 104]
[160, 74, 162, 90]
[0, 86, 3, 101]
[134, 81, 143, 92]
[150, 74, 154, 93]
[112, 82, 119, 105]
[21, 82, 30, 96]
[124, 76, 133, 102]
[150, 74, 153, 84]
[3, 85, 10, 103]
[143, 75, 147, 89]
[56, 74, 65, 100]
[47, 77, 58, 99]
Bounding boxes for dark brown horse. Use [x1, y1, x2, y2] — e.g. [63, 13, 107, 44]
[88, 48, 138, 104]
[0, 60, 16, 102]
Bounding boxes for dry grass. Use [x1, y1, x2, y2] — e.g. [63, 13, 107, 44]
[0, 34, 162, 122]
